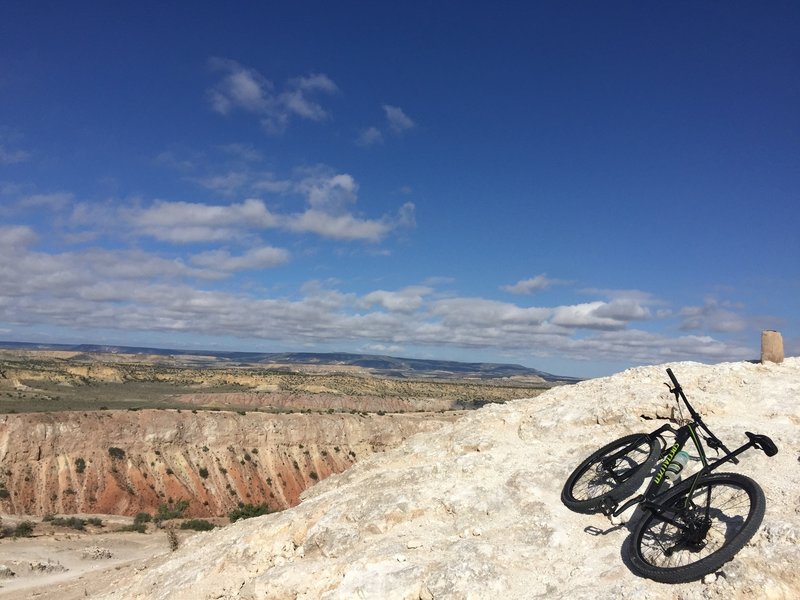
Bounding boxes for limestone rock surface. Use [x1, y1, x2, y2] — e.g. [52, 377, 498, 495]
[97, 359, 800, 599]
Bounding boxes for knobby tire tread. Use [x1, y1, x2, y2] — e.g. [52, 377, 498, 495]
[561, 433, 662, 514]
[627, 472, 765, 583]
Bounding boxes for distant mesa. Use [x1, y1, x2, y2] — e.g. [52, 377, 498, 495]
[0, 341, 578, 382]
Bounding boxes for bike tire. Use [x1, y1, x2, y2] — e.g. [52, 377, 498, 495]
[561, 433, 662, 514]
[628, 472, 765, 583]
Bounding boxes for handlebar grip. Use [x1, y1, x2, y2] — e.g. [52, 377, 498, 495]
[665, 367, 681, 390]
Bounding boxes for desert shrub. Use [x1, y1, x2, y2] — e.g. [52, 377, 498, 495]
[198, 467, 209, 479]
[108, 447, 126, 460]
[309, 471, 319, 481]
[167, 529, 179, 551]
[87, 517, 103, 527]
[134, 512, 151, 525]
[50, 516, 85, 530]
[180, 519, 215, 531]
[75, 457, 86, 473]
[117, 522, 147, 533]
[229, 503, 271, 523]
[156, 499, 189, 522]
[0, 488, 10, 499]
[14, 521, 35, 537]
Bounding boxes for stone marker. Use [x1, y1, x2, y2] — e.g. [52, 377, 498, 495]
[761, 330, 784, 364]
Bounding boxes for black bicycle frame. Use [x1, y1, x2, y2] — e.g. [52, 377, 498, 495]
[597, 368, 777, 521]
[609, 422, 766, 519]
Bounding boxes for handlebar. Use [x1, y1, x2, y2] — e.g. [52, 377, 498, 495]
[665, 367, 739, 464]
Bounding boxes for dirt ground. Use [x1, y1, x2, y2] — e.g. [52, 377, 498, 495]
[0, 516, 189, 599]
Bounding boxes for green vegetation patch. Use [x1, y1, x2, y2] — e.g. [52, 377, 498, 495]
[229, 502, 271, 522]
[180, 519, 215, 531]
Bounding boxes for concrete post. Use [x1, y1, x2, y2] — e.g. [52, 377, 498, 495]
[761, 330, 784, 364]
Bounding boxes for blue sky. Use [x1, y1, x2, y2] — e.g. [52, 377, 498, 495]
[1, 2, 798, 377]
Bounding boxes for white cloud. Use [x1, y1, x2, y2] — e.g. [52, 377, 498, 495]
[680, 298, 748, 333]
[207, 58, 271, 115]
[191, 246, 290, 271]
[251, 175, 292, 194]
[361, 287, 432, 314]
[551, 300, 650, 330]
[0, 225, 38, 248]
[17, 192, 75, 210]
[130, 199, 279, 243]
[503, 274, 564, 295]
[207, 59, 337, 133]
[297, 171, 358, 212]
[356, 127, 384, 147]
[383, 105, 415, 133]
[0, 238, 756, 368]
[397, 202, 416, 227]
[285, 209, 391, 242]
[193, 172, 250, 195]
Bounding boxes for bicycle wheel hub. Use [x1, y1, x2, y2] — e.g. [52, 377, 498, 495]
[682, 515, 712, 549]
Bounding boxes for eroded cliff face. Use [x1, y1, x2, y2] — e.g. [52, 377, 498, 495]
[0, 410, 450, 517]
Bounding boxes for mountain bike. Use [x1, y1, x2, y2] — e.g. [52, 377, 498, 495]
[561, 368, 778, 583]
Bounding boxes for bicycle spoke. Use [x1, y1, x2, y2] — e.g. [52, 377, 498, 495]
[571, 439, 652, 501]
[637, 480, 752, 570]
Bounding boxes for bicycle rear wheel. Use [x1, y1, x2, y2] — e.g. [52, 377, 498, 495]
[561, 433, 662, 514]
[628, 472, 765, 583]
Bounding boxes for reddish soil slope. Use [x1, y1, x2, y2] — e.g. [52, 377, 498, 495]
[0, 410, 450, 518]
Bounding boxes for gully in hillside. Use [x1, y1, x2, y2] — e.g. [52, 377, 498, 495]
[561, 368, 778, 584]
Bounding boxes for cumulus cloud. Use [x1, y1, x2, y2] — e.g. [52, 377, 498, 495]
[503, 274, 565, 295]
[680, 298, 748, 333]
[357, 105, 416, 147]
[383, 105, 415, 133]
[0, 237, 754, 367]
[297, 171, 359, 213]
[191, 246, 290, 271]
[0, 225, 38, 248]
[207, 59, 337, 133]
[551, 299, 651, 330]
[129, 199, 279, 243]
[207, 58, 271, 115]
[286, 169, 413, 241]
[356, 127, 384, 147]
[361, 287, 432, 314]
[123, 173, 411, 244]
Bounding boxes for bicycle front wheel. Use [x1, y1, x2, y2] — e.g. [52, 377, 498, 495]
[561, 433, 662, 514]
[628, 472, 765, 583]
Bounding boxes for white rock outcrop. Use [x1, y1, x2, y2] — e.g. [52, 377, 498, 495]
[100, 359, 800, 599]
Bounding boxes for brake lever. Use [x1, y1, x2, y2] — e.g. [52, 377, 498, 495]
[705, 435, 739, 464]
